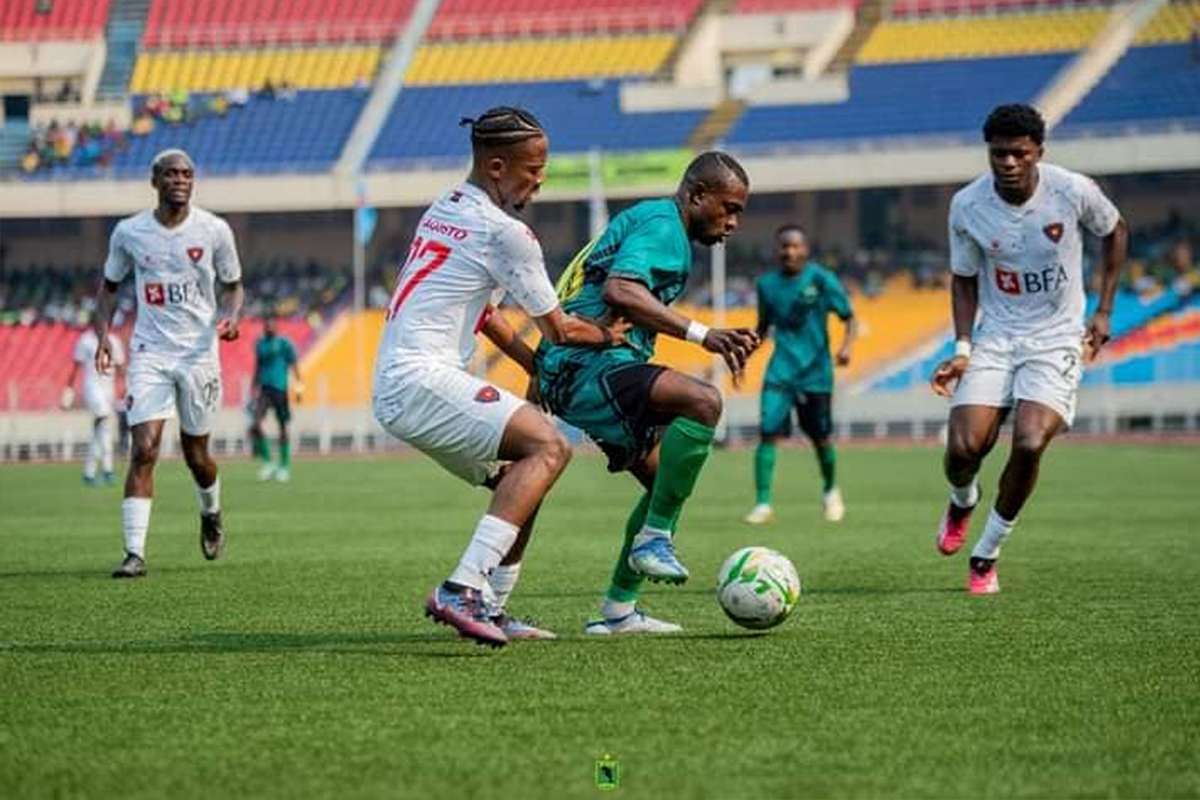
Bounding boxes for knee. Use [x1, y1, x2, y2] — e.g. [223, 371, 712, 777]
[689, 384, 723, 427]
[1011, 429, 1051, 460]
[540, 429, 572, 475]
[946, 428, 983, 464]
[130, 440, 159, 469]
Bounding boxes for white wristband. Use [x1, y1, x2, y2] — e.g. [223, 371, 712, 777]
[685, 320, 710, 345]
[954, 340, 972, 358]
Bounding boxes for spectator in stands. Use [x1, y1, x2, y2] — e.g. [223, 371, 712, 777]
[1169, 240, 1197, 296]
[259, 80, 276, 101]
[21, 146, 40, 174]
[226, 87, 249, 108]
[208, 94, 230, 118]
[278, 81, 298, 102]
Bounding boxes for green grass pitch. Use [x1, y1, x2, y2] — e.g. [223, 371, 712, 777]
[1, 443, 1197, 799]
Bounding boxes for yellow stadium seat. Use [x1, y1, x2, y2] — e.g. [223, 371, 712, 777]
[131, 46, 384, 93]
[405, 34, 675, 86]
[857, 9, 1113, 64]
[1135, 0, 1200, 45]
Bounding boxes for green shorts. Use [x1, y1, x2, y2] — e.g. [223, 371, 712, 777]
[760, 383, 832, 440]
[537, 346, 670, 472]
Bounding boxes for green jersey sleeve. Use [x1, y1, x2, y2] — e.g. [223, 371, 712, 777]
[824, 271, 853, 320]
[756, 278, 771, 331]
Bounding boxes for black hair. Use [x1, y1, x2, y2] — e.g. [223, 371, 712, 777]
[983, 104, 1046, 145]
[776, 223, 805, 240]
[459, 106, 544, 149]
[681, 151, 749, 193]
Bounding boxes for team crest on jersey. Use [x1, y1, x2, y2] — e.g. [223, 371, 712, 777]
[474, 385, 500, 404]
[1043, 223, 1064, 244]
[995, 267, 1021, 295]
[187, 247, 204, 263]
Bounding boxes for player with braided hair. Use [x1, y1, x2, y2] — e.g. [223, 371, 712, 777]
[373, 106, 627, 647]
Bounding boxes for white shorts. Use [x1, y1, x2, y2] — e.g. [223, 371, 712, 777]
[373, 362, 525, 486]
[951, 335, 1083, 426]
[126, 354, 222, 435]
[82, 384, 115, 418]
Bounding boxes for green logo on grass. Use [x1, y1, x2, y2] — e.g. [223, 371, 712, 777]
[595, 753, 619, 791]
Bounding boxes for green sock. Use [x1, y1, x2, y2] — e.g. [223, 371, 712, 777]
[754, 441, 777, 505]
[816, 443, 837, 493]
[253, 435, 271, 463]
[280, 440, 291, 469]
[605, 494, 682, 604]
[643, 417, 716, 532]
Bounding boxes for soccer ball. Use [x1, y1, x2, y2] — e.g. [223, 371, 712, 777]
[716, 547, 801, 630]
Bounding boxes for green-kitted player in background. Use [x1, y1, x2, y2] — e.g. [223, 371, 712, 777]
[745, 225, 857, 525]
[250, 314, 302, 482]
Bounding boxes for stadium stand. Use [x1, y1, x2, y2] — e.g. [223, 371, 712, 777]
[0, 0, 110, 40]
[1059, 44, 1200, 132]
[369, 80, 707, 164]
[726, 53, 1072, 145]
[130, 46, 382, 93]
[426, 0, 702, 39]
[735, 0, 861, 10]
[404, 35, 676, 85]
[142, 0, 415, 47]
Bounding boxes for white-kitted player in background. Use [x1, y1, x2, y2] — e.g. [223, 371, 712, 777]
[930, 104, 1127, 594]
[62, 317, 126, 485]
[93, 148, 245, 579]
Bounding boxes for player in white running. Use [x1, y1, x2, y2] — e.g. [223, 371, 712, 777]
[930, 104, 1127, 594]
[63, 319, 126, 486]
[374, 106, 626, 648]
[93, 149, 245, 578]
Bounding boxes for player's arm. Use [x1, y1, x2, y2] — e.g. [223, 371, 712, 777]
[214, 219, 244, 341]
[827, 273, 857, 366]
[1084, 216, 1128, 362]
[932, 197, 983, 398]
[602, 277, 759, 378]
[531, 306, 629, 348]
[481, 307, 536, 375]
[754, 281, 771, 341]
[61, 361, 80, 409]
[836, 315, 858, 367]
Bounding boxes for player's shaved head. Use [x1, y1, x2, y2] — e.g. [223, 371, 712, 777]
[677, 151, 750, 246]
[463, 106, 548, 212]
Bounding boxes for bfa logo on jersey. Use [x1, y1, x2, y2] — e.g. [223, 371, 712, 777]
[996, 267, 1022, 295]
[1043, 223, 1064, 244]
[187, 247, 204, 263]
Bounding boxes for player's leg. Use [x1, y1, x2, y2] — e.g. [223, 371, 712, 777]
[797, 392, 843, 522]
[83, 416, 103, 485]
[745, 385, 791, 524]
[249, 392, 274, 480]
[114, 419, 166, 577]
[968, 341, 1080, 593]
[177, 360, 225, 561]
[585, 447, 684, 635]
[273, 389, 292, 482]
[966, 400, 1064, 593]
[98, 414, 116, 484]
[113, 358, 176, 577]
[937, 339, 1014, 555]
[625, 368, 722, 583]
[482, 495, 555, 640]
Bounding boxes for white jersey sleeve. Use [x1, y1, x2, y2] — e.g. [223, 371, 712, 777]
[212, 218, 242, 283]
[103, 222, 134, 283]
[948, 193, 984, 278]
[1073, 174, 1121, 238]
[484, 220, 559, 318]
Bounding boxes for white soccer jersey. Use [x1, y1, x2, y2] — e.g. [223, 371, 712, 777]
[72, 329, 125, 397]
[375, 181, 559, 374]
[949, 162, 1120, 341]
[103, 206, 242, 360]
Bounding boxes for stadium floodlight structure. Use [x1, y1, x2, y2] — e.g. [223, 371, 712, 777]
[335, 0, 442, 406]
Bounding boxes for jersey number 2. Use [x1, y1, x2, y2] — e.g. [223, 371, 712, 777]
[385, 237, 452, 320]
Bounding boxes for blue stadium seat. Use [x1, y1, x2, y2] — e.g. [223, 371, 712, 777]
[1059, 45, 1200, 134]
[368, 80, 707, 166]
[726, 53, 1071, 146]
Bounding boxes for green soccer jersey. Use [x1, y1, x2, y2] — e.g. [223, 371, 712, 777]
[255, 334, 296, 392]
[550, 197, 693, 362]
[758, 262, 853, 392]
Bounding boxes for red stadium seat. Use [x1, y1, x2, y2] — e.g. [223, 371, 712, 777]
[142, 0, 416, 48]
[0, 0, 110, 41]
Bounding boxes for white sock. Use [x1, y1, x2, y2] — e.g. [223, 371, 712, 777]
[971, 507, 1016, 560]
[601, 597, 635, 620]
[99, 417, 114, 473]
[122, 497, 152, 558]
[487, 563, 521, 611]
[85, 419, 102, 479]
[448, 515, 520, 591]
[196, 477, 220, 514]
[949, 478, 980, 509]
[633, 525, 671, 548]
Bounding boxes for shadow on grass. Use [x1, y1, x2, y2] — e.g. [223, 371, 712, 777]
[0, 631, 496, 658]
[809, 586, 962, 596]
